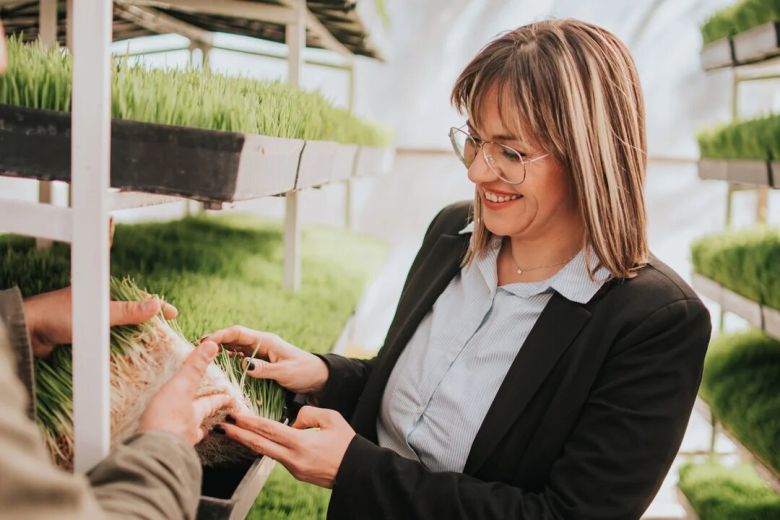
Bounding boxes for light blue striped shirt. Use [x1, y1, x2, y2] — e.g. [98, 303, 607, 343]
[377, 224, 610, 472]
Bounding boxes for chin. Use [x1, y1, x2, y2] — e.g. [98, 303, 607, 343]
[482, 212, 526, 238]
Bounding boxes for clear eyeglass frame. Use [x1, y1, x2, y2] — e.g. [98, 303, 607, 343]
[449, 125, 549, 185]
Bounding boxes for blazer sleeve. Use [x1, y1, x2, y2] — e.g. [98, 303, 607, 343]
[315, 204, 467, 420]
[327, 297, 711, 520]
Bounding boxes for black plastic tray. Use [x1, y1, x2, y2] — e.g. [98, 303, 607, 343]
[0, 104, 302, 203]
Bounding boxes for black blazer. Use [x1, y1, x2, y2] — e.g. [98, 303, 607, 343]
[317, 201, 711, 520]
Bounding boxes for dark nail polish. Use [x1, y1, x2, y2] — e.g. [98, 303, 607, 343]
[247, 362, 256, 371]
[225, 414, 236, 424]
[212, 425, 226, 434]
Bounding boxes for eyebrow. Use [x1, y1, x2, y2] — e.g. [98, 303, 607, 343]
[466, 121, 530, 149]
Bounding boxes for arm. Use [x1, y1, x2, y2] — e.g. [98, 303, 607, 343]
[0, 287, 220, 519]
[326, 298, 710, 519]
[0, 315, 202, 519]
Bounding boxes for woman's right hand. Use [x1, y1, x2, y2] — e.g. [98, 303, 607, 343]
[201, 326, 329, 396]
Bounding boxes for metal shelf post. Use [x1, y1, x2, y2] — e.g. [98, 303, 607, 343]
[70, 0, 113, 472]
[283, 0, 305, 292]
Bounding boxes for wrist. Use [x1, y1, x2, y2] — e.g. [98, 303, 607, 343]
[308, 355, 330, 397]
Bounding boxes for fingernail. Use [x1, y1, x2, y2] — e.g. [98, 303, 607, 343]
[212, 425, 226, 434]
[225, 414, 236, 424]
[142, 298, 156, 312]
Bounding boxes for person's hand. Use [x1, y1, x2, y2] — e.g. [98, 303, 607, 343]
[201, 326, 329, 396]
[23, 286, 178, 358]
[138, 341, 234, 445]
[0, 21, 7, 75]
[215, 405, 355, 488]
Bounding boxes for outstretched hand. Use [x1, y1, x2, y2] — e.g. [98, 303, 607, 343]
[215, 405, 355, 488]
[201, 326, 329, 396]
[23, 286, 178, 358]
[138, 341, 234, 445]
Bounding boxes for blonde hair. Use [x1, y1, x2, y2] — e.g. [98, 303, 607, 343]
[451, 19, 648, 279]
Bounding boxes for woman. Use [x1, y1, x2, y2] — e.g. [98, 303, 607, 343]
[206, 19, 711, 519]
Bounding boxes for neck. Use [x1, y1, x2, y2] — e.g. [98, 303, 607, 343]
[497, 224, 585, 284]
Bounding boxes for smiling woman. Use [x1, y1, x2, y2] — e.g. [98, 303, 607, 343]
[203, 19, 711, 520]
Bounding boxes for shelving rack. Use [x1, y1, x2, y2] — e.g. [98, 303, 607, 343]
[689, 7, 780, 504]
[691, 273, 780, 341]
[698, 24, 780, 227]
[0, 0, 391, 516]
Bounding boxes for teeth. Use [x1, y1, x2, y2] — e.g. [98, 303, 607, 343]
[485, 191, 520, 203]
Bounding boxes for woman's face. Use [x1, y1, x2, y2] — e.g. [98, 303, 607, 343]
[467, 87, 581, 242]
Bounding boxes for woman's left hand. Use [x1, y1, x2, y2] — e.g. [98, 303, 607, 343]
[217, 405, 355, 488]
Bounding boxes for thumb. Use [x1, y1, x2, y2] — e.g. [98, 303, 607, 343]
[292, 405, 327, 430]
[109, 298, 161, 326]
[173, 341, 220, 396]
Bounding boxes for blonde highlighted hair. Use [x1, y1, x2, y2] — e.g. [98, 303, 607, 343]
[452, 19, 648, 279]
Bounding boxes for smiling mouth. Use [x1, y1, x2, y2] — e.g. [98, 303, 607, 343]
[483, 189, 522, 204]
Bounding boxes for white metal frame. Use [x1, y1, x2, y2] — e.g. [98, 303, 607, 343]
[0, 0, 378, 479]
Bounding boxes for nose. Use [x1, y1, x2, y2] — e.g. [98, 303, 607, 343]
[467, 148, 499, 184]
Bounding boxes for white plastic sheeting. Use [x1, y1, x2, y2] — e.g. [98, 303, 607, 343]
[351, 0, 778, 156]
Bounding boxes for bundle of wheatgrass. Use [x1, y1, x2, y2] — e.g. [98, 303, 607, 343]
[35, 277, 285, 469]
[0, 36, 392, 147]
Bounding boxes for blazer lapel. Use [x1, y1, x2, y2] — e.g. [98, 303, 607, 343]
[463, 293, 592, 475]
[351, 232, 470, 438]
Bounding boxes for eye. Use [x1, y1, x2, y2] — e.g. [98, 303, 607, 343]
[501, 147, 524, 162]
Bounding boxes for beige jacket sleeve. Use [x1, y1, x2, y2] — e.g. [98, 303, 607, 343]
[0, 288, 203, 519]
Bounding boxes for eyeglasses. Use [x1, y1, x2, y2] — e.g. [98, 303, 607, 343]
[449, 125, 549, 185]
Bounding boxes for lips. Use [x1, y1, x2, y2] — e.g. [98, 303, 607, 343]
[482, 188, 523, 207]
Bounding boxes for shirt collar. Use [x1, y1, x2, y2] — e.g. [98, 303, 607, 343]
[461, 226, 609, 304]
[458, 221, 475, 235]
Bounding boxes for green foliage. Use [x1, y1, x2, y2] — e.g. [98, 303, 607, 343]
[249, 465, 331, 520]
[691, 226, 780, 309]
[700, 331, 780, 474]
[678, 461, 780, 519]
[0, 214, 385, 514]
[0, 36, 392, 146]
[697, 114, 780, 160]
[701, 0, 780, 45]
[0, 215, 387, 351]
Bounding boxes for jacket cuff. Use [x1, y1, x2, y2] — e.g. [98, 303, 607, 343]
[313, 353, 359, 416]
[329, 434, 385, 517]
[0, 288, 35, 419]
[89, 431, 203, 519]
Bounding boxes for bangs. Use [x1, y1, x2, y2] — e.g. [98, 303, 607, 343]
[451, 39, 552, 153]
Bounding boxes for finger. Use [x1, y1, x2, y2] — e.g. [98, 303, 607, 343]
[241, 358, 279, 381]
[202, 326, 271, 356]
[228, 413, 298, 448]
[192, 392, 235, 425]
[170, 341, 219, 396]
[218, 423, 291, 462]
[161, 301, 178, 320]
[292, 405, 328, 430]
[109, 298, 162, 326]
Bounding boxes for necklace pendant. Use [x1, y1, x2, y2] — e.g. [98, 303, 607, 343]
[516, 268, 523, 275]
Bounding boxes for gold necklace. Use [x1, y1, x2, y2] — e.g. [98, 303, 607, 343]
[508, 243, 578, 275]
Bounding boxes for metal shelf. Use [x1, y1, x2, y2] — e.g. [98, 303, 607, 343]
[691, 273, 780, 341]
[693, 398, 780, 494]
[697, 158, 779, 189]
[701, 21, 780, 71]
